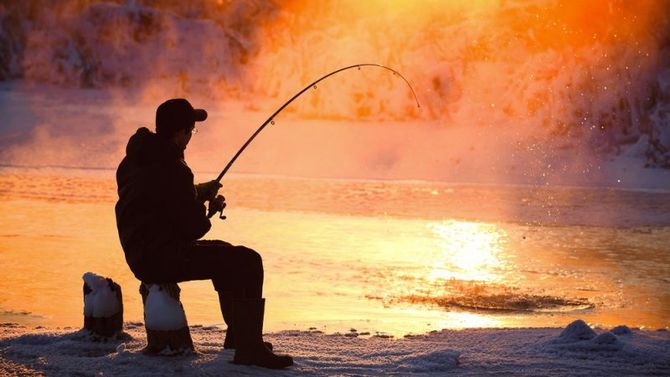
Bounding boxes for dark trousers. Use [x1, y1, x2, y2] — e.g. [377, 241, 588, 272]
[134, 239, 263, 331]
[153, 239, 264, 331]
[171, 240, 264, 299]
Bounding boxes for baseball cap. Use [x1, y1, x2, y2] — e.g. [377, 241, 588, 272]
[156, 98, 207, 136]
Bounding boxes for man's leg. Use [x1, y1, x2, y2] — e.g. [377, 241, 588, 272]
[171, 239, 264, 298]
[161, 240, 292, 368]
[165, 240, 263, 348]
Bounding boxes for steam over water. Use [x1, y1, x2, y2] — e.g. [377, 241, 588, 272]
[1, 0, 670, 178]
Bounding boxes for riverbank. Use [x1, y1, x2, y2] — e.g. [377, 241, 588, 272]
[1, 320, 668, 376]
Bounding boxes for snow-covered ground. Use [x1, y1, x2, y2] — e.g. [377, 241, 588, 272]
[0, 320, 668, 376]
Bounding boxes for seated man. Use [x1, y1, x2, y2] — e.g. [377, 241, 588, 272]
[115, 98, 292, 369]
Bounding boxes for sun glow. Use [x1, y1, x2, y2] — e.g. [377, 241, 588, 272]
[427, 221, 507, 282]
[438, 311, 502, 329]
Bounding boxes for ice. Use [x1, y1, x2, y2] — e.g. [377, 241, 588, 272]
[82, 272, 119, 318]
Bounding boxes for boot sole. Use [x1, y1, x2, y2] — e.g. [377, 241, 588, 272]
[233, 354, 293, 369]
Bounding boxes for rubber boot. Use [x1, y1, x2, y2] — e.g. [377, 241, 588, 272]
[232, 298, 293, 369]
[219, 293, 236, 349]
[220, 295, 272, 351]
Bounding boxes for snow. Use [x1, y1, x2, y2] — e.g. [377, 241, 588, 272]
[82, 272, 120, 318]
[556, 319, 597, 342]
[143, 285, 187, 331]
[0, 320, 668, 376]
[611, 326, 632, 336]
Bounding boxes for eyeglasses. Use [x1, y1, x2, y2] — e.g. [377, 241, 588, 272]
[191, 127, 198, 135]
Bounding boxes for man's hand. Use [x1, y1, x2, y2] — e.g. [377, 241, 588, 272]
[195, 180, 222, 202]
[207, 195, 227, 218]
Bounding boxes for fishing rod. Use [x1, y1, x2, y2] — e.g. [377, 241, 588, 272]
[208, 63, 420, 219]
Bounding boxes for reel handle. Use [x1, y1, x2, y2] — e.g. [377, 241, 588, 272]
[207, 207, 227, 220]
[207, 201, 227, 220]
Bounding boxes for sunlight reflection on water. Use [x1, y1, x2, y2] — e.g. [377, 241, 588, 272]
[427, 221, 506, 282]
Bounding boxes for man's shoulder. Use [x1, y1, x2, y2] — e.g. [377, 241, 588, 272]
[175, 158, 194, 183]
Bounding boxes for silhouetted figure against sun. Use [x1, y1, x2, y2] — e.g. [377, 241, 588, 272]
[115, 98, 293, 369]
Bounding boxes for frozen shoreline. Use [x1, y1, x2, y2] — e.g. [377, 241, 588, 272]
[1, 320, 668, 376]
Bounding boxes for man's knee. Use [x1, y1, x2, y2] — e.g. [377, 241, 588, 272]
[237, 246, 263, 271]
[211, 246, 263, 293]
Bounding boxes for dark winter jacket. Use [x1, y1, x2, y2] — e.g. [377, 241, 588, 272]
[115, 127, 210, 281]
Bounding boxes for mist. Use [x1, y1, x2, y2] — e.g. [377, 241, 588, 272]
[1, 0, 669, 185]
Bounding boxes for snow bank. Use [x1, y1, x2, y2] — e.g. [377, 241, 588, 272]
[0, 320, 668, 376]
[0, 1, 273, 93]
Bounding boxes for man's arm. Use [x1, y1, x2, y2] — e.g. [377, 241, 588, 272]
[168, 166, 212, 241]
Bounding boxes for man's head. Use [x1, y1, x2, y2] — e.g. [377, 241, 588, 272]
[156, 98, 207, 150]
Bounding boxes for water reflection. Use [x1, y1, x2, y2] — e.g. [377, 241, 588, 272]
[427, 221, 507, 282]
[1, 172, 669, 336]
[437, 311, 502, 328]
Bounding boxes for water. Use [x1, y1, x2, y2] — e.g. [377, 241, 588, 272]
[0, 167, 668, 336]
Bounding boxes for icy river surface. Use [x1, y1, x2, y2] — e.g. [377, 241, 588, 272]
[0, 169, 668, 336]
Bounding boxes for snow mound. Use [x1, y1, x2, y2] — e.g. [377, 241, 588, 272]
[82, 272, 120, 318]
[556, 319, 597, 342]
[610, 325, 632, 336]
[396, 349, 460, 373]
[593, 331, 618, 345]
[143, 285, 187, 331]
[543, 319, 670, 374]
[550, 320, 623, 352]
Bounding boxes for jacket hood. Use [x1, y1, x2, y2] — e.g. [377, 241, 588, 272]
[125, 127, 182, 164]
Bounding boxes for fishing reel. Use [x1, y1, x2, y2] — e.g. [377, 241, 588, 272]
[207, 195, 227, 220]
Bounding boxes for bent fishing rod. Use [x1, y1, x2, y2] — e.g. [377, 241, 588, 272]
[208, 63, 420, 219]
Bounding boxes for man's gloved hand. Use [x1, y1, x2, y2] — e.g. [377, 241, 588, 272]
[195, 180, 222, 202]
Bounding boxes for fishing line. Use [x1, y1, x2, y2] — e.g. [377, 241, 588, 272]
[208, 63, 420, 218]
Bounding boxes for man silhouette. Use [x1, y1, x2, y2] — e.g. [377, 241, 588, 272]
[115, 98, 292, 368]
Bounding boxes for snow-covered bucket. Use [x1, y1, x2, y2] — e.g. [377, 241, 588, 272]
[82, 272, 123, 338]
[139, 283, 194, 355]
